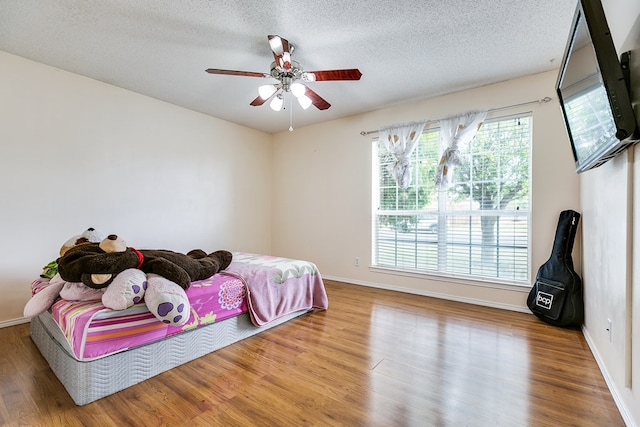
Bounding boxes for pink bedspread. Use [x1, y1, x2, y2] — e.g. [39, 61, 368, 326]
[226, 253, 328, 326]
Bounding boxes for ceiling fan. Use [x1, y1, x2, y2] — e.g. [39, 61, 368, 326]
[205, 35, 362, 112]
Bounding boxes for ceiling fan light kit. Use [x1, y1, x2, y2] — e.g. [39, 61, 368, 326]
[258, 84, 278, 100]
[297, 95, 312, 110]
[269, 93, 284, 111]
[290, 82, 305, 97]
[206, 35, 362, 113]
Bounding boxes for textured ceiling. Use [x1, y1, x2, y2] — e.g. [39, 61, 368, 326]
[0, 0, 578, 134]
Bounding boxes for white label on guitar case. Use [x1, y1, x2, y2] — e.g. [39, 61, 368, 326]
[536, 291, 554, 310]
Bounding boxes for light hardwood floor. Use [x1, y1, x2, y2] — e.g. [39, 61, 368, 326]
[0, 280, 625, 426]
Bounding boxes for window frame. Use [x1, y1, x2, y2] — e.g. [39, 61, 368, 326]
[371, 113, 533, 288]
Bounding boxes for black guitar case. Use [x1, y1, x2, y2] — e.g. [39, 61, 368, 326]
[527, 210, 583, 327]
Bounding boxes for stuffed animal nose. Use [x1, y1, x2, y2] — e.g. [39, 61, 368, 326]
[99, 234, 127, 253]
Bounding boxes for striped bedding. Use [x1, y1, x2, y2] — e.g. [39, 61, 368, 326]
[49, 273, 248, 361]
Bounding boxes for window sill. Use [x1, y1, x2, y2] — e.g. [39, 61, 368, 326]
[369, 265, 531, 293]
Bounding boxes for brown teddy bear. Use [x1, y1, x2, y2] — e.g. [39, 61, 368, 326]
[51, 234, 232, 326]
[57, 234, 232, 290]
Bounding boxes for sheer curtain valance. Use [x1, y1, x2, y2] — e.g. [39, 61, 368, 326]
[434, 111, 487, 190]
[379, 121, 427, 189]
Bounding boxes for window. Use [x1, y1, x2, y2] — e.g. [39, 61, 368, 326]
[373, 114, 531, 284]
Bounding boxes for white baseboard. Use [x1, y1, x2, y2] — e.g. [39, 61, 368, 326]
[0, 317, 30, 329]
[582, 326, 635, 427]
[322, 275, 532, 314]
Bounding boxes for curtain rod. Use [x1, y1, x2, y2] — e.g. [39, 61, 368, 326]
[359, 96, 553, 136]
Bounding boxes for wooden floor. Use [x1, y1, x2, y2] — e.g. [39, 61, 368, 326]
[0, 280, 624, 426]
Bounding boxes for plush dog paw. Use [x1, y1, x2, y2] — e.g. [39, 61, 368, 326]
[145, 274, 190, 326]
[102, 269, 147, 310]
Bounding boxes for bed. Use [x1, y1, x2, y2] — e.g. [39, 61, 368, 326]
[28, 252, 328, 405]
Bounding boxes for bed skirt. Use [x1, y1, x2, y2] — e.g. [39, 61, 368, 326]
[30, 309, 309, 405]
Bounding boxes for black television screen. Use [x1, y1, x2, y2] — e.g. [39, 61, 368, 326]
[556, 0, 638, 173]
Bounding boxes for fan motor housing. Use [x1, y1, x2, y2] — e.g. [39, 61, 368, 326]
[270, 60, 303, 81]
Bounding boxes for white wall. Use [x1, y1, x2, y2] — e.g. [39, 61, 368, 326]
[271, 70, 580, 312]
[0, 51, 273, 324]
[581, 1, 640, 425]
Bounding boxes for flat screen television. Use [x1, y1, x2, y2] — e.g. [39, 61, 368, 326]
[556, 0, 639, 173]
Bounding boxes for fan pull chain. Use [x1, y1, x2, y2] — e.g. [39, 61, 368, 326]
[289, 96, 294, 131]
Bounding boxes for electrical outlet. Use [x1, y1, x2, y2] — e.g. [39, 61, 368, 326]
[607, 319, 612, 342]
[354, 257, 360, 266]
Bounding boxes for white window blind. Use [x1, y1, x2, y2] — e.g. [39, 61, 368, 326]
[373, 114, 531, 283]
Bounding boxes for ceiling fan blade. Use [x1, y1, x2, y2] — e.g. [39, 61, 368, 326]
[303, 69, 362, 81]
[250, 95, 268, 106]
[267, 35, 292, 70]
[205, 68, 267, 78]
[304, 86, 331, 110]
